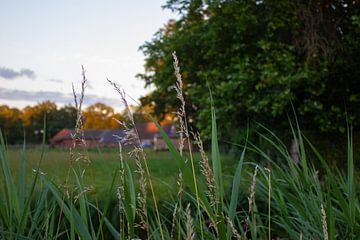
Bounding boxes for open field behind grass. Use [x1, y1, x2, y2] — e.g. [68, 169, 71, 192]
[1, 133, 360, 239]
[4, 146, 240, 201]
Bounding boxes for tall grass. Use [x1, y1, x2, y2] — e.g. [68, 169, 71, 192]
[0, 56, 359, 239]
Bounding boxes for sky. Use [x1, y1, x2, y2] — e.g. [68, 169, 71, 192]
[0, 0, 176, 111]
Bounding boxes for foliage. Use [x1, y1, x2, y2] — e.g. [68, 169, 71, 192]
[138, 0, 360, 140]
[0, 105, 23, 144]
[0, 101, 125, 144]
[22, 101, 73, 143]
[82, 102, 125, 129]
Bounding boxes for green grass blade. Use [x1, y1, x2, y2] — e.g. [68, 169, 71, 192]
[73, 168, 88, 226]
[226, 133, 247, 239]
[42, 177, 92, 239]
[346, 123, 355, 236]
[96, 168, 119, 239]
[209, 92, 226, 240]
[148, 115, 216, 222]
[19, 118, 48, 233]
[88, 202, 120, 239]
[0, 130, 20, 223]
[18, 134, 27, 213]
[210, 98, 224, 205]
[27, 188, 48, 237]
[148, 115, 195, 193]
[123, 161, 136, 237]
[326, 190, 335, 240]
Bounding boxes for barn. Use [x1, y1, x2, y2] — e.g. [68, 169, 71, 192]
[50, 122, 183, 150]
[50, 129, 126, 148]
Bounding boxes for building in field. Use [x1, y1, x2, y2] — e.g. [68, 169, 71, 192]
[50, 122, 184, 150]
[49, 129, 126, 148]
[153, 131, 187, 151]
[132, 122, 187, 151]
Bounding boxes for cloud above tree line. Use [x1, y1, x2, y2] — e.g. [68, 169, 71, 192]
[0, 87, 121, 107]
[0, 66, 36, 80]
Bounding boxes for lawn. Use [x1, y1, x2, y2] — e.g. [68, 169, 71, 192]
[4, 146, 239, 201]
[1, 131, 359, 239]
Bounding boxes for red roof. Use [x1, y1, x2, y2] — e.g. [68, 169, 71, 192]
[135, 122, 175, 139]
[50, 128, 72, 144]
[50, 122, 177, 145]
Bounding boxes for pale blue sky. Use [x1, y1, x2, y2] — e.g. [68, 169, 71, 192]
[0, 0, 175, 111]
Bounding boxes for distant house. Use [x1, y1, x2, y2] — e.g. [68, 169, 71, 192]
[98, 129, 127, 147]
[133, 122, 187, 151]
[50, 122, 184, 150]
[153, 131, 188, 151]
[134, 122, 174, 141]
[50, 128, 126, 148]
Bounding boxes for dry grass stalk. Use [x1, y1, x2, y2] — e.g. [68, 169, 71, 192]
[116, 142, 127, 234]
[74, 185, 95, 203]
[108, 79, 165, 238]
[226, 217, 241, 240]
[172, 52, 204, 238]
[176, 171, 184, 239]
[186, 203, 195, 240]
[134, 150, 148, 230]
[177, 171, 184, 198]
[192, 131, 216, 207]
[248, 165, 259, 214]
[172, 52, 187, 156]
[107, 79, 149, 231]
[321, 204, 328, 240]
[116, 186, 124, 214]
[70, 65, 90, 164]
[56, 66, 90, 239]
[170, 203, 178, 239]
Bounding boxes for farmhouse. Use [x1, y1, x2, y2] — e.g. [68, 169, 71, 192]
[127, 122, 184, 150]
[49, 129, 126, 148]
[50, 122, 184, 150]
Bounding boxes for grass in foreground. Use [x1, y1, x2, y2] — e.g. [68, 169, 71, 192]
[3, 147, 237, 201]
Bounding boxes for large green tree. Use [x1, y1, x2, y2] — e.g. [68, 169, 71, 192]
[83, 102, 125, 129]
[0, 105, 23, 144]
[138, 0, 360, 140]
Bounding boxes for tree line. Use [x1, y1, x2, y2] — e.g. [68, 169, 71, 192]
[0, 101, 129, 144]
[138, 0, 360, 142]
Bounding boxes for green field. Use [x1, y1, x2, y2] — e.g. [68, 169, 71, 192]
[1, 128, 359, 239]
[5, 146, 239, 201]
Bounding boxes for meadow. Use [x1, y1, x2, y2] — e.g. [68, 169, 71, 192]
[1, 113, 359, 239]
[1, 55, 359, 239]
[4, 147, 238, 201]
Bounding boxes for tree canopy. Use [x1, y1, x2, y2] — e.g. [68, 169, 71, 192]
[138, 0, 360, 140]
[83, 102, 125, 129]
[0, 102, 124, 144]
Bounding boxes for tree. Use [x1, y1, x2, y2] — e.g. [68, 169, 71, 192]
[22, 101, 59, 143]
[132, 100, 175, 123]
[82, 102, 124, 129]
[138, 0, 360, 141]
[0, 105, 23, 144]
[53, 104, 77, 131]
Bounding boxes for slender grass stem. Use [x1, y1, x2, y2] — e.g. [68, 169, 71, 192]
[268, 169, 271, 240]
[142, 156, 164, 240]
[187, 140, 204, 240]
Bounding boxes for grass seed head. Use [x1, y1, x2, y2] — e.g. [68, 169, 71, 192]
[321, 204, 328, 240]
[226, 217, 241, 240]
[186, 203, 195, 240]
[248, 165, 259, 214]
[172, 51, 189, 156]
[192, 131, 217, 207]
